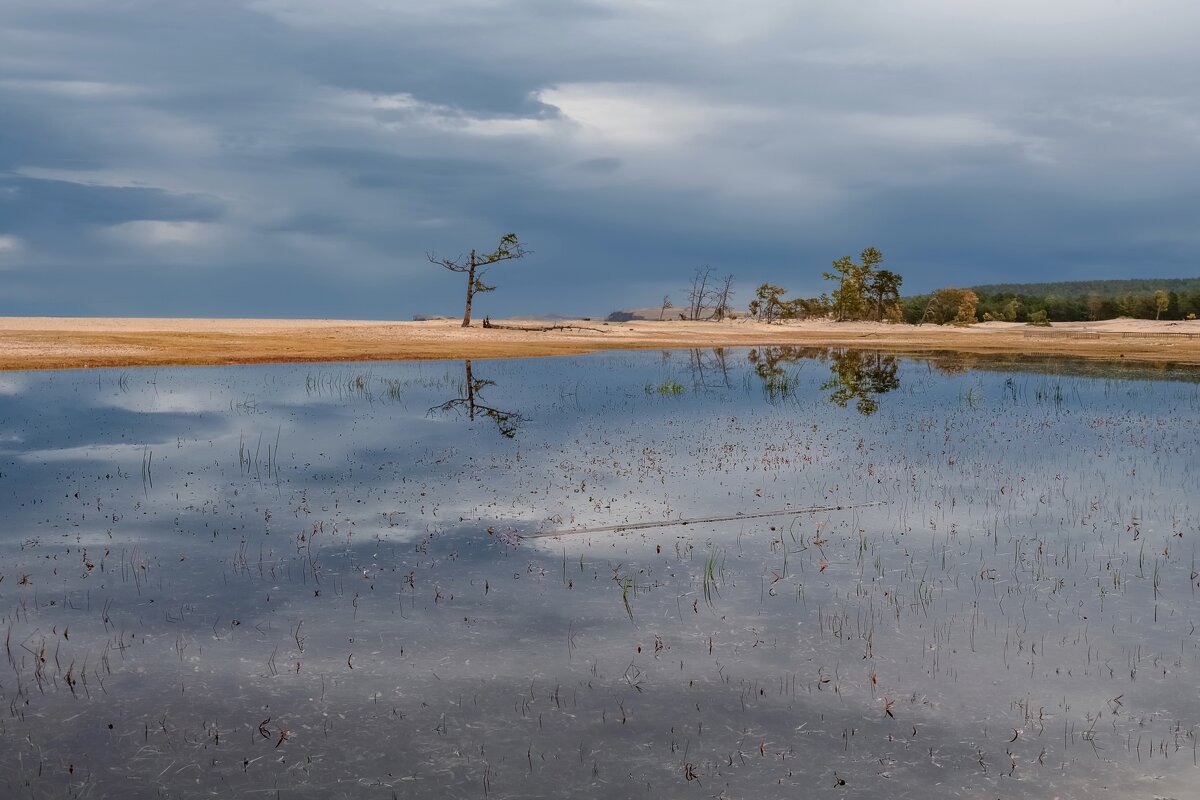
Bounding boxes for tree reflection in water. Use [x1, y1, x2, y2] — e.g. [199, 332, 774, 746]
[748, 346, 816, 403]
[687, 347, 733, 390]
[747, 346, 900, 414]
[429, 359, 524, 438]
[821, 350, 900, 415]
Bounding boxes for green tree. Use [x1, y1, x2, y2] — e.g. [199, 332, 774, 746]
[427, 233, 528, 327]
[921, 288, 979, 326]
[1155, 289, 1169, 320]
[791, 294, 832, 319]
[824, 247, 885, 321]
[952, 291, 980, 326]
[1182, 290, 1200, 319]
[867, 268, 903, 322]
[749, 283, 789, 323]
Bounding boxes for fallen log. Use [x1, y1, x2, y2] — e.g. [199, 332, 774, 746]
[482, 319, 608, 333]
[518, 501, 885, 539]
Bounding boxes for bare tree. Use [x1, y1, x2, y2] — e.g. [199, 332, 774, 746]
[685, 266, 714, 320]
[658, 295, 673, 321]
[427, 233, 528, 327]
[711, 274, 735, 320]
[683, 266, 734, 320]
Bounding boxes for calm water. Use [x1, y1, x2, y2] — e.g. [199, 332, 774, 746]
[1, 349, 1199, 798]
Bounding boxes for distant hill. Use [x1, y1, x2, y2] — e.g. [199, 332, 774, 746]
[606, 306, 682, 322]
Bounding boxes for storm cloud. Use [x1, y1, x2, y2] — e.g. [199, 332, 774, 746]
[1, 0, 1197, 317]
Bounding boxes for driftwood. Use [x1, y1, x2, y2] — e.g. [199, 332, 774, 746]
[518, 501, 885, 539]
[481, 319, 608, 333]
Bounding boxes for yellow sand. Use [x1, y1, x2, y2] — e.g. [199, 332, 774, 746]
[1, 316, 1199, 371]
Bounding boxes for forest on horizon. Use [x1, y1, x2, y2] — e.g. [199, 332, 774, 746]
[942, 275, 1200, 323]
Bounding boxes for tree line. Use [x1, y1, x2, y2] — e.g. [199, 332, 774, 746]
[431, 233, 1198, 327]
[945, 281, 1200, 323]
[752, 266, 1200, 325]
[747, 248, 903, 323]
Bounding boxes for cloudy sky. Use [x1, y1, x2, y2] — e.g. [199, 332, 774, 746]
[2, 1, 1198, 319]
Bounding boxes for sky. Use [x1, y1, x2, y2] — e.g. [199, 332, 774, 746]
[1, 0, 1198, 320]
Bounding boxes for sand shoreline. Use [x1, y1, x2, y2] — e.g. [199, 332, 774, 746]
[2, 316, 1200, 371]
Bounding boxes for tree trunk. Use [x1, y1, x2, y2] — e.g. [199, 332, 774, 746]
[464, 360, 475, 418]
[462, 250, 476, 327]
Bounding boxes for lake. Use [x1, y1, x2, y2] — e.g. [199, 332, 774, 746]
[2, 348, 1198, 798]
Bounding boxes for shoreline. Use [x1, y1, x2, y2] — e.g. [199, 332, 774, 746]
[2, 316, 1200, 371]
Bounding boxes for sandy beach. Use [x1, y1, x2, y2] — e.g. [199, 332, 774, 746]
[2, 316, 1199, 371]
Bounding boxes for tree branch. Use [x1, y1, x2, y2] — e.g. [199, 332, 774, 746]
[427, 252, 470, 273]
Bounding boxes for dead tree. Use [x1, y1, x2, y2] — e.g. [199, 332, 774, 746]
[711, 274, 735, 320]
[685, 266, 714, 320]
[684, 267, 734, 320]
[427, 233, 528, 327]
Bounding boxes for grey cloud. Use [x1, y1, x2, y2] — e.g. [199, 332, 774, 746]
[291, 146, 518, 187]
[0, 0, 1197, 318]
[575, 157, 621, 173]
[0, 176, 223, 229]
[0, 98, 108, 171]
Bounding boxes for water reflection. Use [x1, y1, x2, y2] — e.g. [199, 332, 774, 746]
[429, 359, 524, 437]
[2, 351, 1199, 799]
[926, 351, 978, 375]
[747, 346, 900, 413]
[685, 347, 733, 390]
[747, 345, 817, 402]
[821, 350, 900, 415]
